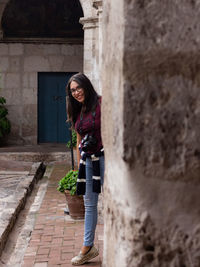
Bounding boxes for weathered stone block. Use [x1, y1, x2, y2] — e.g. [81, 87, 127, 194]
[5, 73, 21, 89]
[123, 1, 200, 183]
[84, 59, 93, 73]
[24, 56, 49, 72]
[84, 27, 94, 39]
[22, 73, 29, 88]
[75, 44, 83, 54]
[9, 44, 24, 56]
[0, 57, 9, 71]
[0, 44, 8, 55]
[22, 88, 37, 105]
[22, 104, 37, 137]
[49, 56, 64, 71]
[61, 44, 75, 56]
[29, 73, 37, 88]
[10, 57, 21, 72]
[79, 0, 93, 17]
[84, 50, 92, 59]
[43, 44, 61, 55]
[0, 73, 5, 88]
[6, 104, 22, 143]
[84, 39, 93, 50]
[63, 56, 83, 72]
[24, 44, 44, 55]
[1, 88, 21, 105]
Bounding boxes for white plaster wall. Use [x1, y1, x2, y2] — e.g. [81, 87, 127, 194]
[0, 43, 83, 144]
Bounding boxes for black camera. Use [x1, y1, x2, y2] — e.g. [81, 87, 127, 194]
[81, 134, 97, 152]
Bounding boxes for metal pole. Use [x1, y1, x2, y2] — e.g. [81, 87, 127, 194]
[69, 123, 74, 170]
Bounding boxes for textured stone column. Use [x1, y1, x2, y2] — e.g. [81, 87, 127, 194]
[79, 16, 99, 92]
[102, 1, 200, 267]
[93, 0, 103, 94]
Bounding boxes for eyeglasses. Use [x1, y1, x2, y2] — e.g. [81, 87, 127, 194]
[70, 86, 83, 95]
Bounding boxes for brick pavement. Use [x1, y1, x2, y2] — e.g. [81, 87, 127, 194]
[22, 164, 103, 267]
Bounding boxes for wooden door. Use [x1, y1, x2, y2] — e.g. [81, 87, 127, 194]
[38, 72, 75, 143]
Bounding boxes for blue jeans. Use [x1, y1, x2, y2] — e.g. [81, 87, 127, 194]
[83, 155, 104, 246]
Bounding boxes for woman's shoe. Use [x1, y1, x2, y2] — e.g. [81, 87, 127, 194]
[71, 246, 99, 265]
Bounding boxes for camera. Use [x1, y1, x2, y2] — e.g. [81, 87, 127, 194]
[81, 134, 97, 152]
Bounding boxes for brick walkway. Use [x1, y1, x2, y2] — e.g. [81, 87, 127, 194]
[22, 164, 103, 267]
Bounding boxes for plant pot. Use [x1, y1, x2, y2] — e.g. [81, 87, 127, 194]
[64, 190, 85, 219]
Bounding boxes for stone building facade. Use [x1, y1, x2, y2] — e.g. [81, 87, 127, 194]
[0, 42, 83, 144]
[0, 0, 84, 144]
[0, 0, 102, 144]
[1, 0, 200, 266]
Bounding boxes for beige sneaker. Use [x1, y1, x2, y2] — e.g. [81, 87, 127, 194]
[71, 246, 99, 265]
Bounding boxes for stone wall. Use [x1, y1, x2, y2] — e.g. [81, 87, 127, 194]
[0, 0, 103, 144]
[0, 43, 83, 144]
[102, 1, 200, 266]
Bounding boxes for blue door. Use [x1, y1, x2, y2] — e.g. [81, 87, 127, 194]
[38, 72, 75, 143]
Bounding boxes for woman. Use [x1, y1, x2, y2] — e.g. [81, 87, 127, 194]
[66, 73, 104, 265]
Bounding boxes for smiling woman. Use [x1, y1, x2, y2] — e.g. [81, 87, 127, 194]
[66, 73, 104, 265]
[70, 81, 85, 103]
[1, 0, 84, 39]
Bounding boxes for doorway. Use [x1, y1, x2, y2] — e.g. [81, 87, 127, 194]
[38, 72, 75, 143]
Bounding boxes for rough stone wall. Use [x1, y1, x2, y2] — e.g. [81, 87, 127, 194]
[102, 1, 200, 266]
[0, 43, 83, 144]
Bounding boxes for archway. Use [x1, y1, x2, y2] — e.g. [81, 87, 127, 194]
[0, 0, 84, 145]
[1, 0, 83, 40]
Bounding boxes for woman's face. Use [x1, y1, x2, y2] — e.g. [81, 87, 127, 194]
[70, 81, 85, 103]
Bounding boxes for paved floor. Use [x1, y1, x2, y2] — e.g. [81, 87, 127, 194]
[0, 144, 68, 153]
[0, 144, 73, 164]
[22, 164, 103, 267]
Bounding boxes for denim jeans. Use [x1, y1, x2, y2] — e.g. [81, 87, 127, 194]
[83, 155, 104, 247]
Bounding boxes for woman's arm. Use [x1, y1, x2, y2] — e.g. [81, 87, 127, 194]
[76, 132, 81, 169]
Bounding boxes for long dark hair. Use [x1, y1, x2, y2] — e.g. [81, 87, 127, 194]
[66, 73, 99, 126]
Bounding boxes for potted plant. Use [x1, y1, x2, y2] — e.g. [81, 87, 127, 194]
[57, 169, 85, 219]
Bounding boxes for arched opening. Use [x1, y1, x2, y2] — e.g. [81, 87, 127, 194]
[0, 0, 84, 145]
[1, 0, 84, 40]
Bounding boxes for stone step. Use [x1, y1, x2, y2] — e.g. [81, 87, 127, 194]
[0, 162, 46, 257]
[0, 151, 72, 162]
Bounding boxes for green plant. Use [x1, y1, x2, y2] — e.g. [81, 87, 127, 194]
[66, 129, 77, 148]
[0, 96, 11, 140]
[57, 169, 78, 195]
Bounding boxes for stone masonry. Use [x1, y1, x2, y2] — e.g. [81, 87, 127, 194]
[3, 0, 200, 266]
[102, 1, 200, 266]
[0, 0, 103, 145]
[0, 42, 83, 144]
